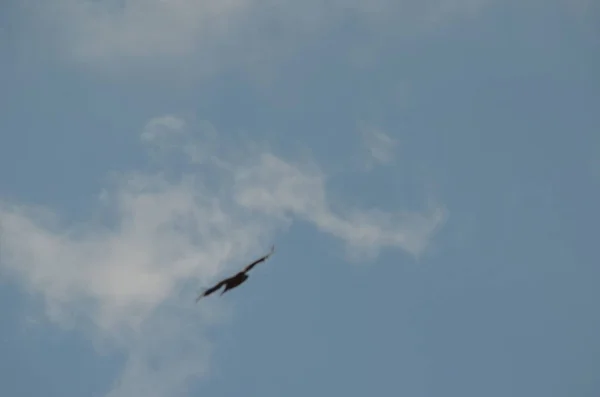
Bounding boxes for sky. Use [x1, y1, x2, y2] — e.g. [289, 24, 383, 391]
[0, 1, 599, 396]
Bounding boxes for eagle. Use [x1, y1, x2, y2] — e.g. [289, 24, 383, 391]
[196, 245, 275, 302]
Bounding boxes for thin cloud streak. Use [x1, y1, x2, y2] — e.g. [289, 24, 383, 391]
[361, 125, 398, 167]
[13, 0, 491, 74]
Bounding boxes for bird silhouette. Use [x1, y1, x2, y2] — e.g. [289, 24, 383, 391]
[196, 245, 275, 302]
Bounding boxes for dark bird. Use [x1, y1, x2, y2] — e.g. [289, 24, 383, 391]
[196, 245, 275, 302]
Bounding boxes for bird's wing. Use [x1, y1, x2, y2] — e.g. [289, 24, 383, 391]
[196, 278, 229, 302]
[242, 245, 275, 273]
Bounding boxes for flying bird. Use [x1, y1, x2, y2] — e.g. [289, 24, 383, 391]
[196, 245, 275, 302]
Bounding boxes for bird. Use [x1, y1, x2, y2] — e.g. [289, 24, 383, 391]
[196, 245, 275, 302]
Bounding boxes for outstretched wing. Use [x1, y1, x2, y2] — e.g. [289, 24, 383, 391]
[196, 278, 229, 302]
[242, 245, 275, 273]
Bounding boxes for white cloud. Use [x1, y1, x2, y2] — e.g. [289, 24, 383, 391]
[361, 125, 398, 167]
[0, 115, 446, 397]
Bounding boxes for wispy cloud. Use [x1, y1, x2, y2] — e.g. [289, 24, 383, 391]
[233, 153, 446, 259]
[361, 124, 399, 167]
[0, 115, 446, 397]
[13, 0, 491, 74]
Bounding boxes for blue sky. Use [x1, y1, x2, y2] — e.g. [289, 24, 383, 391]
[1, 1, 599, 396]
